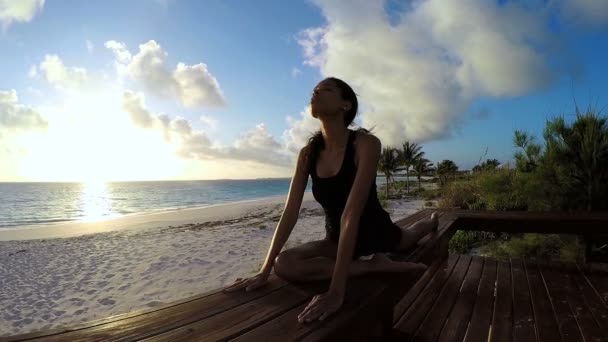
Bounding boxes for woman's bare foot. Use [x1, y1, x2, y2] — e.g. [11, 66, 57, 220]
[369, 253, 427, 273]
[430, 212, 440, 232]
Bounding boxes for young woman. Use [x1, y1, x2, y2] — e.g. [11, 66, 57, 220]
[223, 77, 439, 324]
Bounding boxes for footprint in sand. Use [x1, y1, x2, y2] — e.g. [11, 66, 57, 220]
[145, 301, 164, 307]
[53, 310, 66, 317]
[41, 314, 51, 320]
[118, 284, 131, 291]
[104, 274, 115, 279]
[96, 281, 110, 288]
[97, 298, 116, 306]
[86, 289, 97, 295]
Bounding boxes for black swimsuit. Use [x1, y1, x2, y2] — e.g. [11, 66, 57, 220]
[310, 129, 403, 259]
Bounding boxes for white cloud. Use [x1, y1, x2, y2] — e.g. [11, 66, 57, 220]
[105, 40, 132, 63]
[0, 0, 44, 30]
[0, 89, 47, 130]
[86, 40, 94, 53]
[37, 54, 88, 90]
[558, 0, 608, 28]
[106, 40, 225, 108]
[281, 106, 320, 155]
[200, 115, 218, 130]
[298, 0, 558, 146]
[121, 90, 293, 167]
[291, 67, 302, 78]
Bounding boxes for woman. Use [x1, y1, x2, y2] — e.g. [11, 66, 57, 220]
[223, 77, 439, 324]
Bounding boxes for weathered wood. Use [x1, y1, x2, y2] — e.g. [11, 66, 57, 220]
[413, 255, 472, 341]
[558, 262, 604, 342]
[575, 264, 608, 337]
[393, 255, 460, 339]
[511, 258, 536, 342]
[539, 261, 584, 342]
[524, 258, 561, 342]
[140, 282, 323, 341]
[454, 211, 608, 235]
[392, 257, 446, 324]
[489, 259, 513, 342]
[230, 272, 424, 342]
[463, 257, 497, 342]
[437, 256, 484, 342]
[6, 275, 290, 342]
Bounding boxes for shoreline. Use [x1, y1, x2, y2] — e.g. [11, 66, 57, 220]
[0, 192, 315, 242]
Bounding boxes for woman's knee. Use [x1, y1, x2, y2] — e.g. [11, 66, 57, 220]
[273, 249, 299, 280]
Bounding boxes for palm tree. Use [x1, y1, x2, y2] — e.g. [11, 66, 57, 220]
[398, 142, 424, 194]
[378, 147, 400, 199]
[436, 159, 458, 186]
[472, 159, 500, 173]
[413, 158, 434, 192]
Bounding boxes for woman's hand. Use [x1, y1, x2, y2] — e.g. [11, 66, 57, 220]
[297, 290, 344, 323]
[222, 272, 269, 293]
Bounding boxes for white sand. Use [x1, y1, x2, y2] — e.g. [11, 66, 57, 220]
[0, 194, 425, 337]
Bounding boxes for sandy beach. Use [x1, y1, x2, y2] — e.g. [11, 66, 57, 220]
[0, 194, 425, 337]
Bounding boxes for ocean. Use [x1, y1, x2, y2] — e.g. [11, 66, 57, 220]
[0, 176, 416, 230]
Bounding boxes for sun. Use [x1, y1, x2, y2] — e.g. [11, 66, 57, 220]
[16, 88, 184, 182]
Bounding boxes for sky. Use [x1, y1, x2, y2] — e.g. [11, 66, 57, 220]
[0, 0, 607, 182]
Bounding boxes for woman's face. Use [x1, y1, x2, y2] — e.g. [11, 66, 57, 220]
[310, 79, 349, 118]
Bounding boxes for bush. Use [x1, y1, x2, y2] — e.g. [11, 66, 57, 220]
[438, 181, 485, 209]
[424, 201, 434, 207]
[479, 233, 578, 262]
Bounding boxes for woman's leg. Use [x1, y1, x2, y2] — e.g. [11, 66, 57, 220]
[273, 238, 425, 283]
[397, 212, 440, 252]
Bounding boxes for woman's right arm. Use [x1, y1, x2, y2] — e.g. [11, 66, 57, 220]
[259, 145, 311, 275]
[223, 145, 312, 292]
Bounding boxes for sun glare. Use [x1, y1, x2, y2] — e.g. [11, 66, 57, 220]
[16, 88, 184, 182]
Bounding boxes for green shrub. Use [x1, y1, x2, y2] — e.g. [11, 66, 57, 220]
[438, 181, 485, 209]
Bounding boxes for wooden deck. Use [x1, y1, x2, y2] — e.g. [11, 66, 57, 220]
[4, 209, 608, 341]
[392, 254, 608, 342]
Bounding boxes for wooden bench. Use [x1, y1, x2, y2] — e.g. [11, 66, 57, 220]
[4, 209, 450, 342]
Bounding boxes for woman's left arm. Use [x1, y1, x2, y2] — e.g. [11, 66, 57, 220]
[297, 134, 381, 324]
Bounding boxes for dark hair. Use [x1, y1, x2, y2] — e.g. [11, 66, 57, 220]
[306, 77, 372, 174]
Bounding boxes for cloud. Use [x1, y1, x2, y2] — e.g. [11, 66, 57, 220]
[281, 106, 320, 154]
[291, 67, 302, 78]
[0, 0, 44, 30]
[558, 0, 608, 28]
[0, 89, 47, 130]
[33, 54, 88, 90]
[297, 0, 560, 146]
[86, 40, 94, 53]
[106, 40, 225, 108]
[121, 90, 293, 167]
[200, 115, 218, 130]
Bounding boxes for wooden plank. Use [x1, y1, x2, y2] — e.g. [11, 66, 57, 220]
[413, 255, 472, 341]
[463, 257, 497, 342]
[511, 258, 536, 342]
[393, 257, 447, 324]
[393, 255, 460, 339]
[585, 268, 608, 308]
[575, 264, 608, 337]
[538, 261, 583, 342]
[19, 276, 290, 342]
[300, 272, 425, 342]
[524, 258, 560, 342]
[141, 282, 323, 342]
[436, 256, 484, 342]
[1, 280, 259, 342]
[454, 212, 608, 235]
[230, 271, 424, 342]
[489, 259, 513, 342]
[558, 262, 604, 342]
